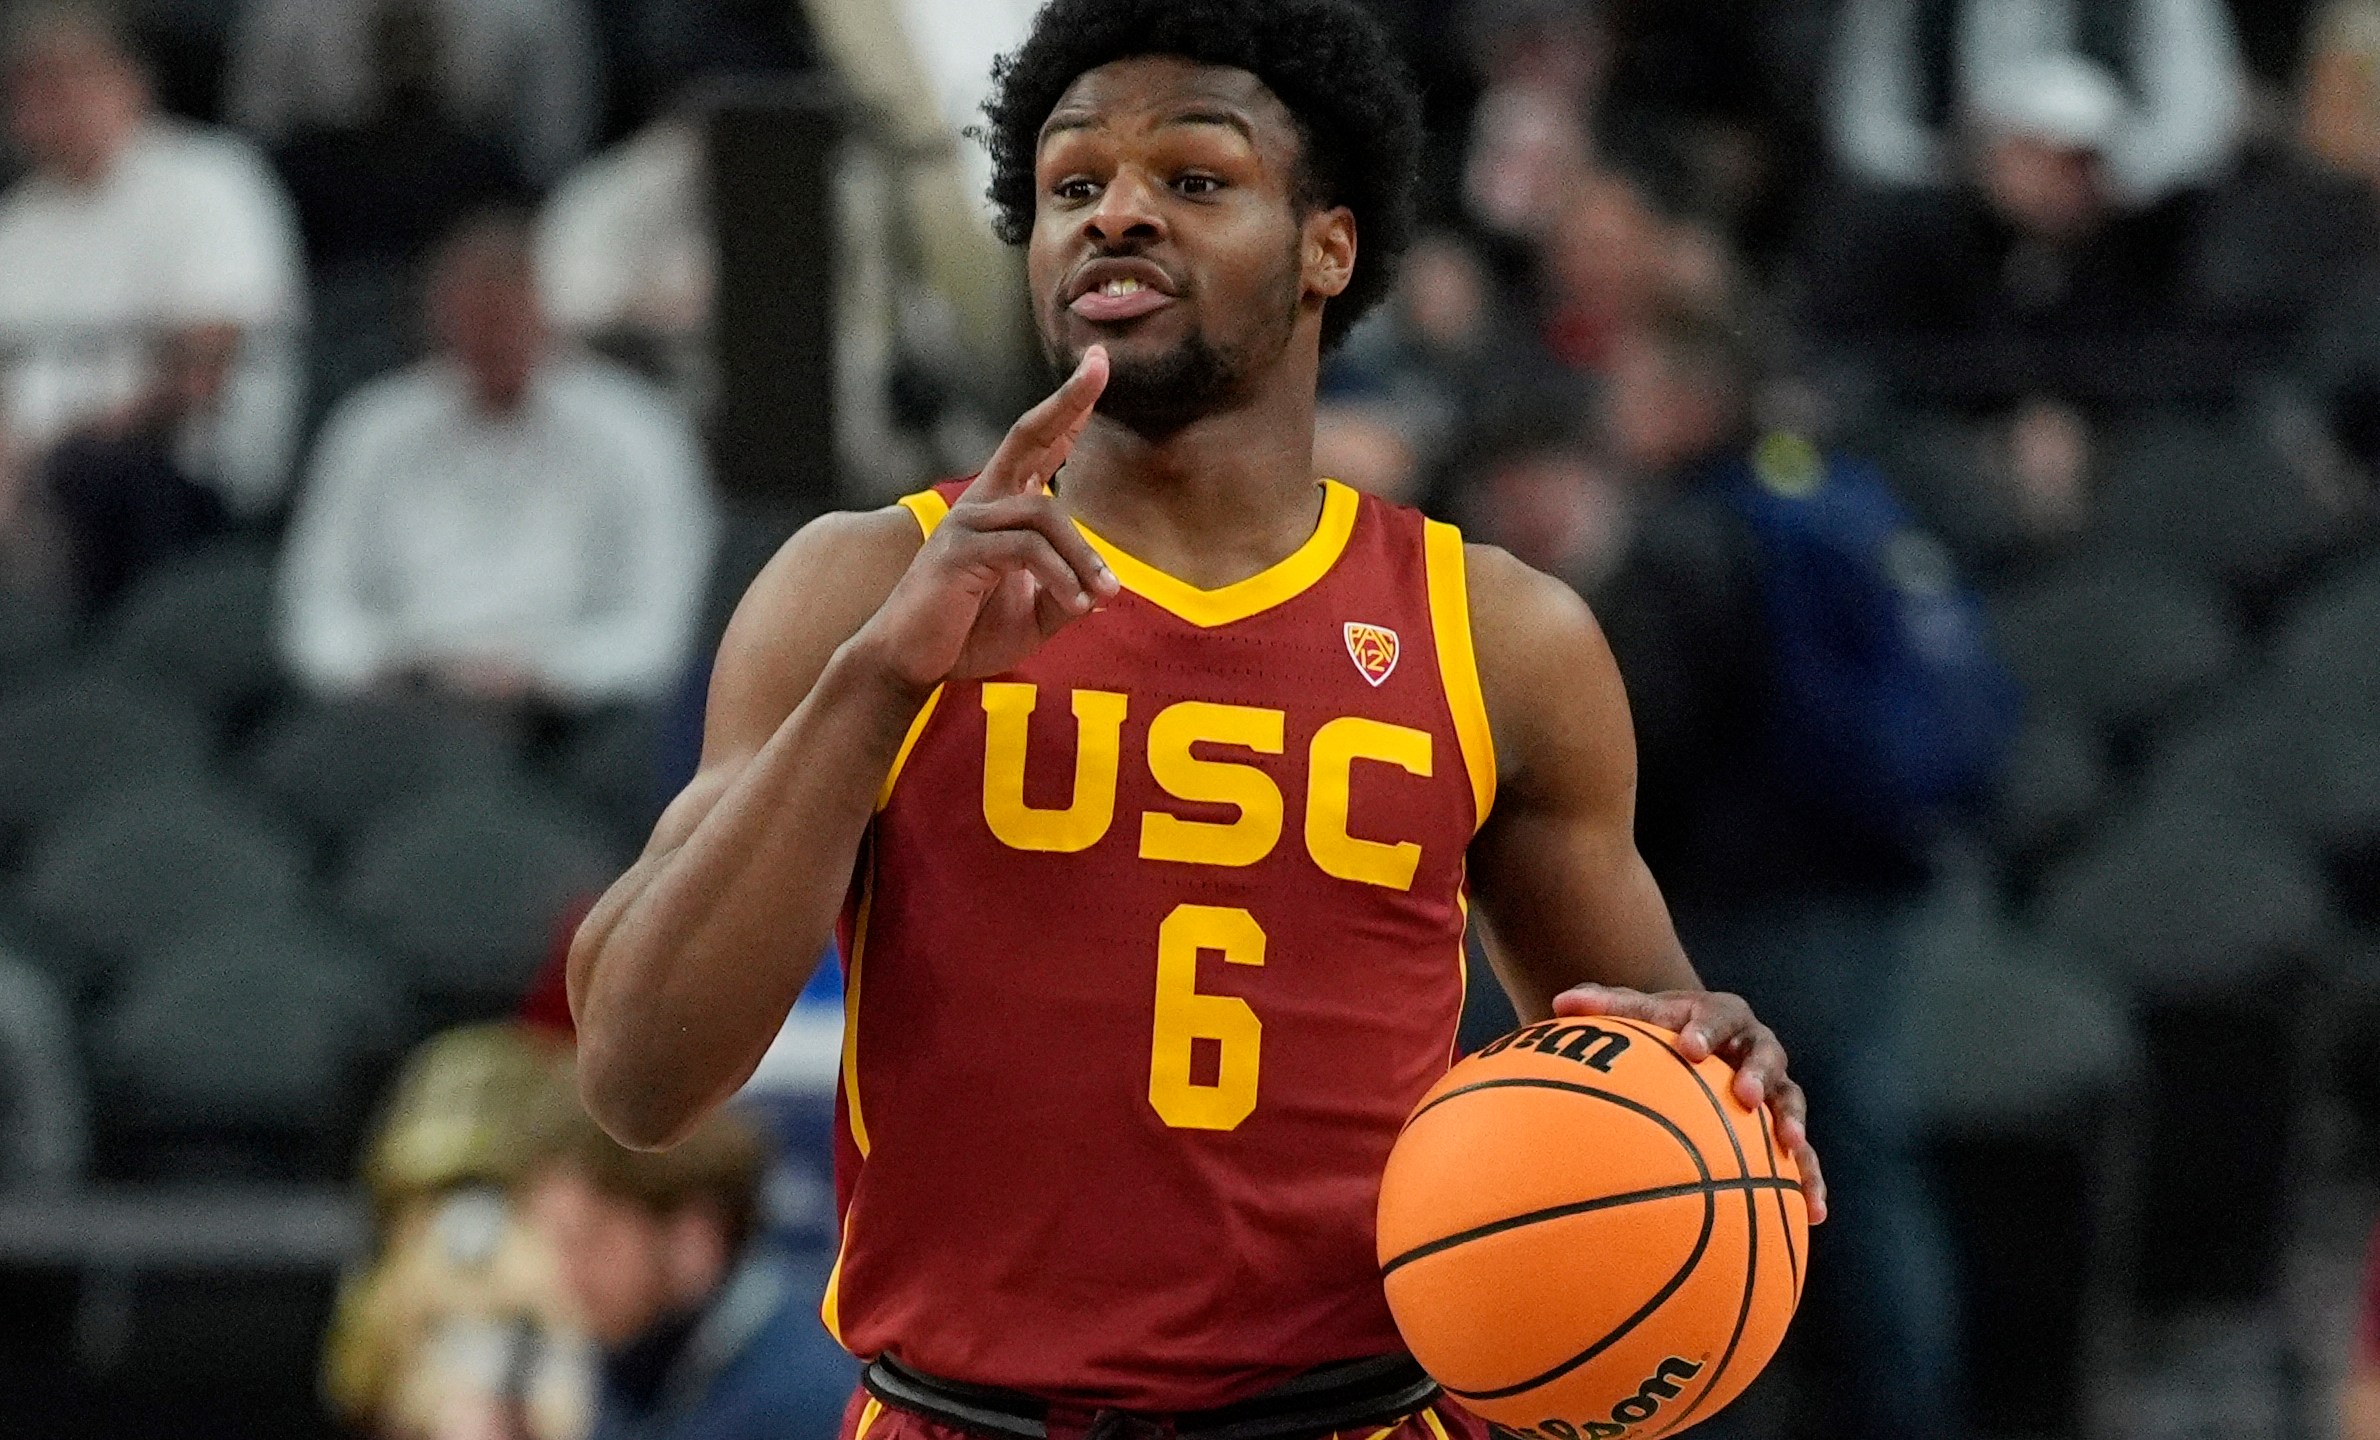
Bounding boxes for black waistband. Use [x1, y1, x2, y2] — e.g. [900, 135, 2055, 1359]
[861, 1353, 1442, 1440]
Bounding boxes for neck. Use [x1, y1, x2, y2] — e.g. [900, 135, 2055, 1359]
[1055, 342, 1325, 590]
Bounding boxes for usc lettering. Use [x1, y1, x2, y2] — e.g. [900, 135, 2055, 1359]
[976, 683, 1434, 891]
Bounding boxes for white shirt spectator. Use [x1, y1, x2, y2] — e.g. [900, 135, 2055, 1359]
[226, 0, 600, 188]
[1830, 0, 2246, 203]
[280, 355, 719, 704]
[0, 117, 305, 513]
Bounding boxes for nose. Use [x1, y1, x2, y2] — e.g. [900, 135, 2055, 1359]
[1083, 167, 1167, 248]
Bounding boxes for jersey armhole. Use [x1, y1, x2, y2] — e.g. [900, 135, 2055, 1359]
[1424, 519, 1498, 832]
[897, 488, 953, 539]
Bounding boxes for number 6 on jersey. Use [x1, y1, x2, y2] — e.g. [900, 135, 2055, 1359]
[1148, 904, 1265, 1131]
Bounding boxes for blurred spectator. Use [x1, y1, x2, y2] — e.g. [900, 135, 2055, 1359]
[1461, 0, 1810, 237]
[1803, 52, 2267, 411]
[1311, 402, 1421, 505]
[325, 1024, 591, 1440]
[2303, 1, 2380, 182]
[1325, 232, 1533, 491]
[535, 110, 707, 386]
[1829, 0, 2247, 204]
[226, 0, 600, 190]
[1594, 308, 1996, 1440]
[279, 213, 718, 709]
[0, 0, 303, 609]
[522, 1092, 851, 1440]
[2352, 1219, 2380, 1440]
[1461, 63, 1598, 245]
[271, 0, 530, 274]
[1449, 411, 1637, 593]
[1539, 169, 1736, 377]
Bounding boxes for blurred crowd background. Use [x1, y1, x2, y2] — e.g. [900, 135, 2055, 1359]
[0, 0, 2377, 1437]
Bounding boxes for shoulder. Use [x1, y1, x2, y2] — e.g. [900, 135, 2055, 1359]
[745, 504, 926, 602]
[1465, 540, 1605, 668]
[130, 121, 289, 208]
[1460, 540, 1632, 792]
[699, 502, 927, 754]
[719, 503, 927, 654]
[314, 367, 461, 453]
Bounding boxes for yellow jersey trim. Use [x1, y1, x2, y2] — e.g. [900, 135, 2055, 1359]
[854, 1396, 885, 1439]
[1421, 1408, 1453, 1440]
[1423, 519, 1497, 830]
[1453, 886, 1472, 1066]
[820, 1216, 850, 1344]
[897, 488, 952, 538]
[1073, 480, 1360, 629]
[841, 865, 877, 1158]
[877, 685, 944, 812]
[824, 848, 883, 1341]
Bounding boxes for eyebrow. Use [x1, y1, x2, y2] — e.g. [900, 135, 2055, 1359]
[1040, 105, 1258, 146]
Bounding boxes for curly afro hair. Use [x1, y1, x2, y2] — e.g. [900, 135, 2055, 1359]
[979, 0, 1423, 351]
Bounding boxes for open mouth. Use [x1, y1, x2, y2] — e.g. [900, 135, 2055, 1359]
[1069, 274, 1176, 323]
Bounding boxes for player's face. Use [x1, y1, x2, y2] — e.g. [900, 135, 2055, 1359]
[1028, 57, 1353, 432]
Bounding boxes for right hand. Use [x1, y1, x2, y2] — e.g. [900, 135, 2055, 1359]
[853, 347, 1120, 694]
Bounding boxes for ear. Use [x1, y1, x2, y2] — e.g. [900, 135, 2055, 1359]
[1304, 206, 1358, 301]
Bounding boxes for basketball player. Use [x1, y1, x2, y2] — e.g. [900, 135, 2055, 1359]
[569, 1, 1824, 1435]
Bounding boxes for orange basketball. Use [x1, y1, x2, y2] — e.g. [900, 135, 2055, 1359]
[1376, 1015, 1808, 1438]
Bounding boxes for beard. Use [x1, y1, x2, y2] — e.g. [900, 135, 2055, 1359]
[1084, 330, 1241, 435]
[1042, 243, 1305, 437]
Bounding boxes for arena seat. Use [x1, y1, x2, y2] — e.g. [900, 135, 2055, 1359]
[1989, 701, 2107, 873]
[549, 702, 668, 841]
[2274, 550, 2380, 719]
[100, 540, 284, 730]
[334, 783, 621, 1021]
[2090, 413, 2346, 597]
[1990, 555, 2240, 740]
[1838, 404, 2031, 574]
[243, 693, 526, 848]
[2139, 682, 2380, 924]
[0, 947, 88, 1192]
[0, 586, 71, 678]
[16, 782, 311, 976]
[2031, 799, 2337, 1311]
[0, 666, 215, 841]
[92, 914, 404, 1179]
[2034, 798, 2337, 994]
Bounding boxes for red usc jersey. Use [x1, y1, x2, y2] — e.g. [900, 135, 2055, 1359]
[826, 478, 1497, 1412]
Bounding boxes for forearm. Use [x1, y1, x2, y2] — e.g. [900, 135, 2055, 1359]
[2348, 1368, 2380, 1440]
[1475, 833, 1699, 1023]
[570, 639, 927, 1146]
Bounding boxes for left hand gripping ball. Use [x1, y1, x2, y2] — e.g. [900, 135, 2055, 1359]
[1377, 1017, 1808, 1438]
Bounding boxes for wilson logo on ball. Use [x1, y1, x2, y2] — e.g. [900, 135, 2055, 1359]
[1475, 1020, 1634, 1074]
[1343, 622, 1399, 686]
[1490, 1358, 1705, 1440]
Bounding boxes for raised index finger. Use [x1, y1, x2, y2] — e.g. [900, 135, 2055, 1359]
[965, 346, 1109, 503]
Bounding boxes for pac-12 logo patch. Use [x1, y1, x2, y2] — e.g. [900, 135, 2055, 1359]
[1344, 622, 1400, 687]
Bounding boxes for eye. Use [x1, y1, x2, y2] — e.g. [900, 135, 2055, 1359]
[1053, 177, 1099, 203]
[1175, 174, 1224, 197]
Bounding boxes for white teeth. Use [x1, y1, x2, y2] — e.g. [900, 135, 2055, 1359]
[1101, 277, 1145, 297]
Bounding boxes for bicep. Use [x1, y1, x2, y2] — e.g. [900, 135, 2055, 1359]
[1464, 546, 1697, 1020]
[643, 506, 923, 855]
